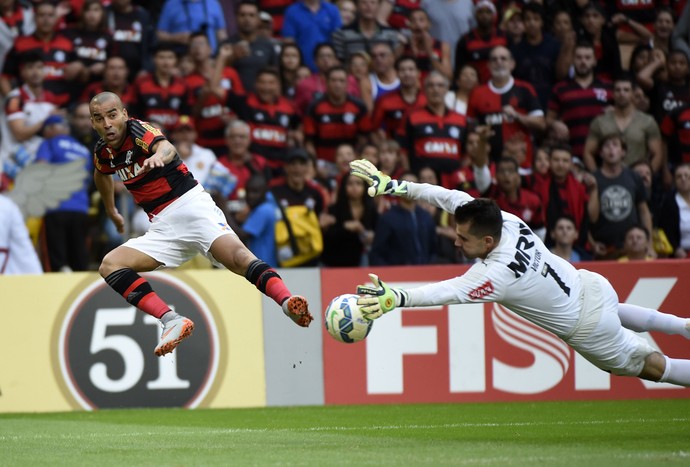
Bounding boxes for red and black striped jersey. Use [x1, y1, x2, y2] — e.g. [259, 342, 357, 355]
[2, 33, 78, 107]
[454, 28, 508, 84]
[442, 163, 496, 197]
[131, 73, 188, 132]
[467, 79, 543, 168]
[398, 106, 467, 179]
[611, 0, 662, 33]
[237, 93, 300, 168]
[258, 0, 292, 34]
[304, 96, 371, 163]
[371, 89, 426, 138]
[62, 28, 110, 73]
[548, 78, 612, 159]
[490, 187, 546, 231]
[387, 0, 421, 29]
[1, 3, 33, 37]
[217, 153, 270, 200]
[660, 104, 690, 167]
[185, 67, 245, 156]
[93, 118, 197, 215]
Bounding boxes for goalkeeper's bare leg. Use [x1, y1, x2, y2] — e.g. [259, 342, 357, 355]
[209, 234, 314, 327]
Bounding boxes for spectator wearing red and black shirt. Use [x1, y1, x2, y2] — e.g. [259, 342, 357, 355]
[398, 71, 467, 187]
[403, 9, 452, 82]
[62, 0, 111, 85]
[378, 0, 421, 30]
[131, 43, 189, 133]
[1, 2, 84, 107]
[661, 103, 690, 168]
[184, 35, 245, 157]
[259, 0, 291, 35]
[80, 56, 136, 110]
[304, 66, 371, 164]
[467, 46, 545, 170]
[217, 120, 271, 200]
[234, 67, 300, 172]
[106, 0, 154, 81]
[0, 0, 35, 72]
[93, 116, 197, 217]
[453, 0, 507, 84]
[547, 42, 612, 160]
[371, 56, 426, 144]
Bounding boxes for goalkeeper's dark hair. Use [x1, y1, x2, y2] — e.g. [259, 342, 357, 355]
[454, 198, 503, 240]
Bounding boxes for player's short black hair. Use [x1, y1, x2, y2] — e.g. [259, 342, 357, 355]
[455, 198, 503, 240]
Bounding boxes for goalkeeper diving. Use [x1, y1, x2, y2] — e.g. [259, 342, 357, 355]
[349, 158, 690, 387]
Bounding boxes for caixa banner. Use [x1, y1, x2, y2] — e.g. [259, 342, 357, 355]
[322, 262, 690, 404]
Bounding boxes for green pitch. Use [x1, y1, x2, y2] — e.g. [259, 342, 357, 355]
[1, 399, 689, 466]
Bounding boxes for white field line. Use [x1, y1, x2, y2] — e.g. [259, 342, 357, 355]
[0, 417, 688, 441]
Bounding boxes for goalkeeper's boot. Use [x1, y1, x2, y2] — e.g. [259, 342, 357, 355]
[154, 316, 195, 356]
[282, 295, 314, 327]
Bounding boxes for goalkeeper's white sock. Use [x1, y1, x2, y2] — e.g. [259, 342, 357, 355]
[617, 304, 690, 338]
[659, 356, 690, 387]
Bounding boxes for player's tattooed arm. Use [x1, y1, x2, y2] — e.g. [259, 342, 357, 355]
[144, 140, 178, 171]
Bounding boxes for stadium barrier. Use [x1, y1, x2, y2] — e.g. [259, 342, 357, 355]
[0, 261, 689, 413]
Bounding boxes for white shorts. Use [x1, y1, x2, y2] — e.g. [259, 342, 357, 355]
[123, 184, 235, 268]
[568, 270, 656, 376]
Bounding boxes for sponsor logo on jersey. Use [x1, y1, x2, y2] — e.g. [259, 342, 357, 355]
[468, 280, 494, 299]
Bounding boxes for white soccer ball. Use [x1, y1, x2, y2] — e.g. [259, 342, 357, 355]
[324, 294, 373, 343]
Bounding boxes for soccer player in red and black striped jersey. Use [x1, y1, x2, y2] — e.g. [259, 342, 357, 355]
[453, 1, 507, 84]
[371, 56, 426, 144]
[660, 103, 690, 168]
[131, 42, 188, 133]
[547, 42, 612, 160]
[1, 2, 84, 106]
[398, 71, 467, 187]
[304, 66, 371, 164]
[234, 67, 300, 172]
[467, 46, 545, 170]
[90, 92, 313, 358]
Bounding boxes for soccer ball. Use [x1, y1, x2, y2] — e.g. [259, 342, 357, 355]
[324, 294, 373, 343]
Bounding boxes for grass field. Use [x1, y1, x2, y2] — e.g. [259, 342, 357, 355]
[1, 399, 689, 466]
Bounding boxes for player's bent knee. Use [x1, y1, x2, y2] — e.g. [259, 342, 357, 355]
[637, 352, 666, 381]
[210, 234, 257, 274]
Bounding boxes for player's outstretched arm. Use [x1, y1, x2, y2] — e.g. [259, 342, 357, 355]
[356, 273, 410, 320]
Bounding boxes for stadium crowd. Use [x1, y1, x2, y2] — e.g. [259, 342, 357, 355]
[2, 0, 690, 274]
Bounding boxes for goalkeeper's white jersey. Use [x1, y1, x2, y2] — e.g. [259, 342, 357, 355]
[405, 183, 587, 340]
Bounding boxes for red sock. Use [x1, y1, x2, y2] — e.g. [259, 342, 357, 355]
[105, 268, 170, 318]
[265, 276, 291, 305]
[245, 260, 292, 305]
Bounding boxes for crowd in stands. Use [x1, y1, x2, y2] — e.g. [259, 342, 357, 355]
[2, 0, 690, 274]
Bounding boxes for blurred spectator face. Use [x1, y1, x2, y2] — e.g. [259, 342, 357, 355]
[573, 46, 596, 77]
[475, 5, 495, 29]
[315, 46, 337, 73]
[456, 65, 478, 93]
[189, 34, 212, 62]
[179, 54, 195, 76]
[296, 65, 312, 82]
[503, 12, 524, 38]
[667, 51, 689, 82]
[418, 166, 438, 185]
[522, 10, 543, 40]
[424, 72, 449, 105]
[237, 3, 260, 36]
[552, 11, 573, 39]
[82, 0, 105, 30]
[623, 227, 649, 258]
[35, 3, 57, 35]
[533, 147, 550, 175]
[71, 103, 93, 137]
[654, 11, 674, 40]
[345, 174, 366, 200]
[465, 132, 480, 158]
[496, 159, 519, 193]
[549, 148, 573, 181]
[255, 72, 280, 103]
[19, 60, 45, 87]
[379, 147, 399, 172]
[349, 53, 370, 79]
[245, 176, 268, 209]
[551, 217, 578, 246]
[396, 58, 419, 87]
[360, 144, 379, 165]
[613, 81, 633, 108]
[154, 50, 178, 76]
[408, 10, 430, 33]
[488, 47, 514, 81]
[104, 57, 128, 87]
[285, 158, 308, 186]
[631, 48, 650, 73]
[632, 85, 650, 112]
[581, 8, 605, 35]
[226, 124, 251, 157]
[357, 0, 379, 21]
[172, 119, 197, 145]
[632, 162, 652, 191]
[280, 45, 301, 72]
[599, 137, 626, 165]
[326, 69, 348, 101]
[371, 43, 394, 75]
[337, 0, 357, 26]
[675, 164, 690, 194]
[335, 144, 356, 173]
